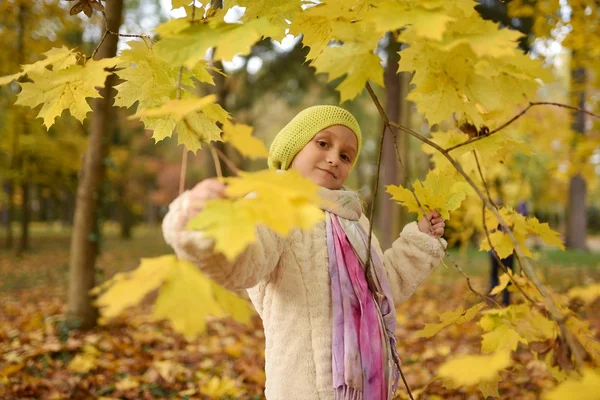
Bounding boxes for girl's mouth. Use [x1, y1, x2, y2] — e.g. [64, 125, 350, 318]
[318, 168, 336, 179]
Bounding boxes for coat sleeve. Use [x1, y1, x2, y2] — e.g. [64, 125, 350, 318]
[359, 215, 447, 305]
[162, 191, 285, 292]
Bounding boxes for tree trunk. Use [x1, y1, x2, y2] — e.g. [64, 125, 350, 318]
[17, 181, 30, 254]
[119, 189, 133, 239]
[67, 0, 124, 329]
[378, 33, 409, 248]
[3, 182, 14, 248]
[565, 66, 587, 250]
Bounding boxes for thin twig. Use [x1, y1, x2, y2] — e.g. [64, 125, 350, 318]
[366, 84, 586, 370]
[365, 83, 491, 303]
[90, 30, 108, 60]
[179, 149, 188, 195]
[176, 66, 188, 194]
[445, 101, 600, 154]
[364, 116, 414, 400]
[473, 151, 496, 208]
[365, 123, 387, 274]
[89, 12, 150, 60]
[209, 144, 223, 178]
[212, 145, 239, 176]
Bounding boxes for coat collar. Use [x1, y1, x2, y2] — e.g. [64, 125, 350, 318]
[318, 187, 363, 221]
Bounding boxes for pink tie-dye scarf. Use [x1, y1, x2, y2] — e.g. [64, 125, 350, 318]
[326, 212, 400, 400]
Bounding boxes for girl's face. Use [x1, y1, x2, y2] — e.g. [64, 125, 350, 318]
[290, 125, 358, 190]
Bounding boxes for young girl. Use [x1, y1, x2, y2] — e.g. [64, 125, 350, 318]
[162, 105, 446, 400]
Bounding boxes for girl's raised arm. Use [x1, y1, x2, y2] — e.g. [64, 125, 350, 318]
[162, 191, 285, 292]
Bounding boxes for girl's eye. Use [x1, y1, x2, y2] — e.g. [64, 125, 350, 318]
[317, 140, 328, 148]
[341, 154, 350, 162]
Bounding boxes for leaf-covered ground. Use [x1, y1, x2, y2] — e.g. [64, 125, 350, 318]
[1, 225, 599, 399]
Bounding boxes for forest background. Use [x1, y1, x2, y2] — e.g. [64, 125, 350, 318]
[0, 0, 599, 399]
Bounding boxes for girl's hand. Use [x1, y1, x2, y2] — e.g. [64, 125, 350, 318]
[417, 210, 445, 238]
[177, 179, 227, 229]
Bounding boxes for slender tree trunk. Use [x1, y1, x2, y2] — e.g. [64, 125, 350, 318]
[5, 3, 28, 250]
[67, 0, 124, 329]
[17, 181, 30, 254]
[4, 182, 14, 248]
[565, 66, 587, 250]
[378, 32, 409, 248]
[119, 186, 133, 239]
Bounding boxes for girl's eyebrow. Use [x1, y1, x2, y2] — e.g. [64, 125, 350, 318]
[316, 129, 356, 154]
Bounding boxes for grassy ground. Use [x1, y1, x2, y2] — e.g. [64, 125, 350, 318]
[1, 224, 599, 399]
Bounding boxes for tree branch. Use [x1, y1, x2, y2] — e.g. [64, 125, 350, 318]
[365, 82, 587, 370]
[365, 83, 491, 303]
[445, 101, 600, 154]
[209, 144, 223, 178]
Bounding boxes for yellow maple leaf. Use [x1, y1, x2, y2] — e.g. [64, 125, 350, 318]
[366, 2, 455, 41]
[222, 120, 268, 159]
[155, 18, 282, 68]
[311, 42, 384, 102]
[153, 259, 254, 338]
[438, 351, 512, 386]
[129, 95, 225, 153]
[187, 169, 324, 260]
[68, 345, 100, 374]
[14, 58, 116, 128]
[177, 111, 225, 153]
[477, 373, 502, 399]
[93, 255, 174, 319]
[490, 272, 512, 296]
[387, 168, 470, 220]
[417, 302, 486, 338]
[480, 324, 527, 353]
[186, 199, 257, 261]
[439, 15, 523, 58]
[481, 304, 558, 344]
[200, 376, 246, 399]
[0, 46, 78, 85]
[114, 41, 216, 142]
[131, 96, 216, 120]
[543, 369, 600, 400]
[480, 208, 564, 258]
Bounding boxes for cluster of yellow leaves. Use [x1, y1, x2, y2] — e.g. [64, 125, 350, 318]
[187, 169, 324, 260]
[479, 206, 565, 259]
[387, 168, 470, 220]
[92, 255, 254, 338]
[113, 40, 269, 155]
[151, 0, 553, 125]
[417, 302, 485, 338]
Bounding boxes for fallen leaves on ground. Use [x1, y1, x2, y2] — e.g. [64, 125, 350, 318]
[1, 231, 599, 399]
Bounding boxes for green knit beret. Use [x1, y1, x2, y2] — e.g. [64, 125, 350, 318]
[267, 105, 362, 171]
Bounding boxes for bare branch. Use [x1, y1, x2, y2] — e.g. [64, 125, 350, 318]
[212, 144, 240, 176]
[445, 101, 600, 154]
[365, 83, 492, 303]
[209, 144, 223, 178]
